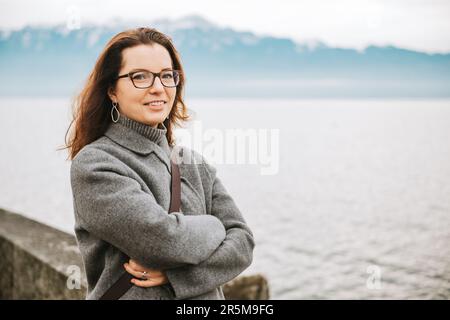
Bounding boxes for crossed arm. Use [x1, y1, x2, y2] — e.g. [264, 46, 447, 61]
[163, 164, 255, 299]
[71, 147, 255, 300]
[70, 147, 227, 270]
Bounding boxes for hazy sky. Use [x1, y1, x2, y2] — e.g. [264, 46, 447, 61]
[1, 0, 450, 53]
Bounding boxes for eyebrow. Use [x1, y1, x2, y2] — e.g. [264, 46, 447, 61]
[128, 67, 173, 73]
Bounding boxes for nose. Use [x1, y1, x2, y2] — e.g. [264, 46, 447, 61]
[149, 75, 165, 92]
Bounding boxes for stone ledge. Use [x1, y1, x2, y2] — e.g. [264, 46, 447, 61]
[0, 208, 86, 299]
[0, 208, 269, 300]
[223, 274, 270, 300]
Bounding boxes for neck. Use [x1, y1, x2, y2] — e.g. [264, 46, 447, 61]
[116, 114, 167, 145]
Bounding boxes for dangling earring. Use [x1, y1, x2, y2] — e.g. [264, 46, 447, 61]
[111, 101, 120, 123]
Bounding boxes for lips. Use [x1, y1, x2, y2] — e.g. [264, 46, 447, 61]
[143, 100, 166, 106]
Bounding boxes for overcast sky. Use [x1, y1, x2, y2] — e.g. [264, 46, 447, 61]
[1, 0, 450, 53]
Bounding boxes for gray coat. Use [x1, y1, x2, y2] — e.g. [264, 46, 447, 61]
[70, 115, 255, 300]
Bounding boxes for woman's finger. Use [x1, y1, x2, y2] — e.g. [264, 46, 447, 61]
[124, 263, 149, 279]
[128, 259, 158, 272]
[131, 276, 166, 288]
[128, 259, 146, 271]
[126, 261, 165, 278]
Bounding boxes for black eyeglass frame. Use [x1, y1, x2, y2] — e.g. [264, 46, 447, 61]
[115, 69, 182, 88]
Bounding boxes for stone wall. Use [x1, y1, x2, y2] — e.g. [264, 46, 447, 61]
[0, 208, 269, 300]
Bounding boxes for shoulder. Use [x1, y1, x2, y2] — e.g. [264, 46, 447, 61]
[70, 138, 128, 179]
[72, 138, 113, 166]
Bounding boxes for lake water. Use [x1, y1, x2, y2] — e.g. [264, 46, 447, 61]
[1, 97, 449, 299]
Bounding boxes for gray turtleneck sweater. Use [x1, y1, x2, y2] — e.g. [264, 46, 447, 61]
[70, 115, 255, 300]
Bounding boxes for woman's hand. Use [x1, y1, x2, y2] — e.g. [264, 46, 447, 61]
[124, 259, 169, 288]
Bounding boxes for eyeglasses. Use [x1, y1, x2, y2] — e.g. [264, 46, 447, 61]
[116, 69, 181, 88]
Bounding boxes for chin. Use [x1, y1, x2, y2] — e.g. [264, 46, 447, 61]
[141, 114, 164, 127]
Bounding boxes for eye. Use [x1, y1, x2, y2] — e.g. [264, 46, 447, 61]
[132, 72, 150, 80]
[162, 72, 174, 79]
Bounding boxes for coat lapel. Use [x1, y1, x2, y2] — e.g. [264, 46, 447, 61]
[104, 122, 172, 173]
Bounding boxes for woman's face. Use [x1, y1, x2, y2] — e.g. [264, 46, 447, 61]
[108, 43, 177, 128]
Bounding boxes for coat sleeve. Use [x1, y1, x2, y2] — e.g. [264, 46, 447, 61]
[164, 160, 255, 299]
[70, 146, 226, 270]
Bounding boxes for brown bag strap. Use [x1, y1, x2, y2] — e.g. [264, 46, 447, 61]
[99, 160, 181, 300]
[169, 160, 181, 214]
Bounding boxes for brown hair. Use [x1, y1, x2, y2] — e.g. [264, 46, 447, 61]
[62, 27, 190, 160]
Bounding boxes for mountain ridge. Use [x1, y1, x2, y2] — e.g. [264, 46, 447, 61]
[1, 14, 449, 98]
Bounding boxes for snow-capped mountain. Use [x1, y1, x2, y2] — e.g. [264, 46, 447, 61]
[1, 14, 449, 98]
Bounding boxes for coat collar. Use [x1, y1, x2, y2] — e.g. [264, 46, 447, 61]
[103, 115, 173, 173]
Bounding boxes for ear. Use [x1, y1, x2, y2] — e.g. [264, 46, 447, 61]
[107, 86, 117, 102]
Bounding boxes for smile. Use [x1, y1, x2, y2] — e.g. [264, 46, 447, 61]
[144, 100, 166, 106]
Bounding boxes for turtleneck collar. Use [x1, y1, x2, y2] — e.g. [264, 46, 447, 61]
[117, 114, 167, 146]
[104, 114, 173, 172]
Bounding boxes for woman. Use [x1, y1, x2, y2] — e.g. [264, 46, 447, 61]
[65, 27, 255, 300]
